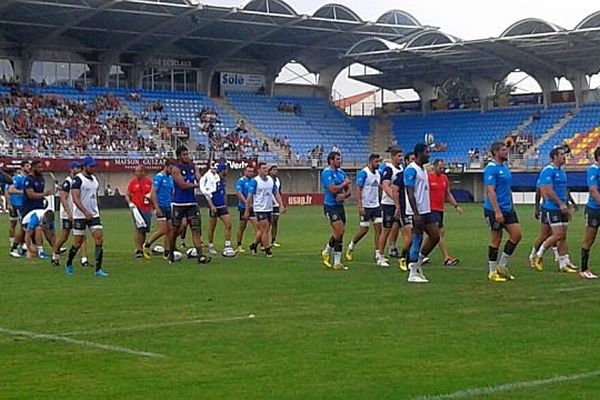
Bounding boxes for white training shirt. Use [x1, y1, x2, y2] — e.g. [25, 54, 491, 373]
[59, 176, 74, 220]
[71, 172, 100, 219]
[404, 162, 431, 215]
[357, 166, 381, 208]
[380, 163, 402, 206]
[251, 175, 277, 212]
[272, 176, 281, 207]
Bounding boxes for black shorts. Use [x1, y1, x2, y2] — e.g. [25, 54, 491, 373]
[410, 213, 437, 229]
[541, 208, 569, 226]
[381, 204, 399, 229]
[210, 207, 229, 218]
[273, 207, 280, 216]
[239, 207, 255, 221]
[255, 211, 272, 222]
[585, 206, 600, 228]
[382, 204, 411, 228]
[484, 209, 519, 231]
[172, 205, 201, 230]
[431, 210, 444, 228]
[157, 205, 172, 221]
[61, 219, 73, 231]
[9, 207, 21, 221]
[324, 205, 346, 224]
[73, 217, 103, 236]
[360, 206, 382, 227]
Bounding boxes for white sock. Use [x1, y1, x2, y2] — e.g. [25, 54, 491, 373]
[375, 250, 381, 259]
[334, 251, 342, 265]
[324, 244, 332, 253]
[208, 243, 215, 248]
[52, 253, 58, 260]
[348, 241, 355, 251]
[225, 240, 231, 247]
[488, 261, 497, 273]
[37, 247, 44, 255]
[418, 253, 425, 265]
[558, 255, 567, 269]
[81, 257, 88, 264]
[536, 245, 546, 258]
[498, 252, 509, 268]
[9, 237, 14, 247]
[552, 247, 560, 260]
[408, 262, 418, 274]
[529, 246, 537, 258]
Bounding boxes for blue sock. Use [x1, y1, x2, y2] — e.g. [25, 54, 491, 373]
[409, 233, 423, 262]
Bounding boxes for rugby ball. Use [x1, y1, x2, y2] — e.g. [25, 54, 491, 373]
[424, 133, 435, 146]
[152, 245, 165, 255]
[172, 251, 183, 261]
[222, 247, 236, 257]
[186, 248, 198, 258]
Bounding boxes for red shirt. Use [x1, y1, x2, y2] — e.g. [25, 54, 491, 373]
[428, 172, 448, 212]
[127, 177, 153, 212]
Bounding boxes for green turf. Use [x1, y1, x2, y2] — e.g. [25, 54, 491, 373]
[1, 204, 600, 399]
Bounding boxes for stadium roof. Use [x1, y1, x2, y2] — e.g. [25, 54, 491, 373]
[343, 12, 600, 90]
[0, 0, 432, 72]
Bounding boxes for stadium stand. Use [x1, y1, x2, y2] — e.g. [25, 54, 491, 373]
[227, 92, 370, 163]
[550, 103, 600, 166]
[391, 106, 548, 163]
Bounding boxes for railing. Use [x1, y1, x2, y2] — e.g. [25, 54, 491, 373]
[0, 148, 209, 161]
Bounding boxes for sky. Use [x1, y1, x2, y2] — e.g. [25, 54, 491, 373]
[206, 0, 600, 99]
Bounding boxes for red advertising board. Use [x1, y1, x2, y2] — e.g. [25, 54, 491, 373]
[0, 157, 256, 172]
[282, 192, 323, 206]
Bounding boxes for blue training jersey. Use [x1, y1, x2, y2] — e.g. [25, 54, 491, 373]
[587, 164, 600, 209]
[483, 161, 513, 212]
[152, 171, 174, 208]
[235, 176, 253, 209]
[538, 164, 567, 211]
[172, 162, 197, 205]
[212, 178, 227, 208]
[9, 173, 25, 208]
[321, 166, 348, 207]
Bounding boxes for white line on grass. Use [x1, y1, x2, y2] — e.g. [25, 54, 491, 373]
[0, 327, 164, 358]
[412, 369, 600, 400]
[555, 284, 600, 292]
[58, 314, 256, 336]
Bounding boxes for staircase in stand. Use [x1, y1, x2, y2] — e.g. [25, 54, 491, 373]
[523, 110, 577, 159]
[212, 97, 289, 161]
[370, 117, 393, 154]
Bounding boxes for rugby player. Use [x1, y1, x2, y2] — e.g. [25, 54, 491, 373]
[345, 153, 383, 266]
[321, 151, 351, 270]
[483, 142, 521, 282]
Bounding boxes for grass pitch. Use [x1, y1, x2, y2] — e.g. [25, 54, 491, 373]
[1, 204, 600, 399]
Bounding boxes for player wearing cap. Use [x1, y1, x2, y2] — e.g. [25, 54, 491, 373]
[126, 165, 153, 259]
[64, 156, 109, 277]
[168, 146, 210, 264]
[201, 162, 234, 256]
[22, 209, 56, 259]
[51, 161, 89, 267]
[320, 151, 351, 270]
[404, 144, 440, 283]
[235, 165, 257, 252]
[345, 153, 383, 266]
[483, 141, 521, 282]
[144, 160, 175, 259]
[269, 165, 283, 247]
[245, 162, 285, 257]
